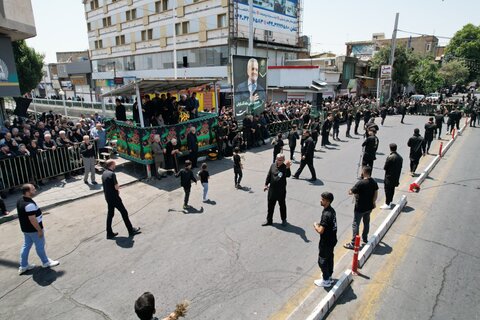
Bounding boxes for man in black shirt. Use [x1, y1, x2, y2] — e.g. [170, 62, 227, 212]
[262, 154, 291, 226]
[287, 125, 299, 161]
[17, 184, 59, 274]
[424, 117, 436, 154]
[115, 98, 127, 121]
[381, 143, 403, 209]
[407, 128, 426, 176]
[233, 147, 243, 189]
[313, 192, 337, 287]
[293, 130, 317, 181]
[434, 110, 445, 139]
[80, 135, 97, 184]
[361, 128, 379, 177]
[344, 166, 378, 249]
[102, 160, 140, 239]
[175, 160, 197, 209]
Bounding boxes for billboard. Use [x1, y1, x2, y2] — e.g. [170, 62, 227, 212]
[233, 55, 267, 120]
[236, 0, 299, 40]
[0, 36, 21, 97]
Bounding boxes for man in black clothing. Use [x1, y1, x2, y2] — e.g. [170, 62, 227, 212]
[313, 192, 337, 287]
[80, 135, 97, 184]
[175, 160, 197, 209]
[272, 133, 284, 163]
[361, 129, 379, 177]
[115, 99, 127, 121]
[293, 130, 317, 181]
[380, 143, 403, 209]
[187, 127, 198, 168]
[407, 128, 426, 176]
[434, 110, 445, 139]
[344, 166, 378, 249]
[320, 115, 332, 147]
[380, 106, 387, 126]
[310, 118, 321, 148]
[262, 154, 291, 226]
[354, 110, 362, 135]
[400, 105, 407, 124]
[102, 160, 140, 239]
[424, 117, 436, 154]
[346, 111, 354, 137]
[287, 125, 299, 161]
[470, 108, 477, 127]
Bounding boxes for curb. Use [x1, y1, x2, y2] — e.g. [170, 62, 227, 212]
[305, 270, 354, 320]
[0, 179, 139, 225]
[302, 118, 469, 319]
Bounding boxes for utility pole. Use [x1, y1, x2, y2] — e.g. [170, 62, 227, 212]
[388, 12, 399, 102]
[248, 0, 253, 56]
[173, 0, 178, 79]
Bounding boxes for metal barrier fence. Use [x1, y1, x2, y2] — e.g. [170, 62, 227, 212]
[0, 144, 91, 192]
[29, 98, 134, 112]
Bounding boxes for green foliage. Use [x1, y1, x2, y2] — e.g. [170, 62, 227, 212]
[409, 58, 443, 94]
[445, 23, 480, 80]
[370, 45, 419, 86]
[439, 60, 470, 87]
[12, 40, 44, 95]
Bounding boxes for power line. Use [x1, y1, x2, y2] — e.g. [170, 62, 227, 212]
[397, 29, 480, 42]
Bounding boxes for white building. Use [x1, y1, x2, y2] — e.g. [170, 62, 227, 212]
[83, 0, 307, 94]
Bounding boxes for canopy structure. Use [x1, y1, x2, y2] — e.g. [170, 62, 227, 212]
[100, 78, 222, 128]
[100, 78, 222, 97]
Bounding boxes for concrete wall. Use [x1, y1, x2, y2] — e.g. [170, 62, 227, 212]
[0, 0, 36, 40]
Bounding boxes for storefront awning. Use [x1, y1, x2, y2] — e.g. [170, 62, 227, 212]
[100, 78, 222, 97]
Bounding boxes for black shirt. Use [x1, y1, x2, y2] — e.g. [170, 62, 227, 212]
[265, 163, 291, 200]
[17, 196, 43, 233]
[319, 205, 337, 249]
[233, 154, 242, 169]
[176, 168, 196, 188]
[102, 169, 119, 202]
[80, 142, 95, 158]
[351, 177, 378, 212]
[273, 139, 284, 154]
[198, 170, 209, 183]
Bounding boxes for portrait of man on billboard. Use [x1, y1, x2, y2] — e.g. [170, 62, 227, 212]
[234, 57, 266, 119]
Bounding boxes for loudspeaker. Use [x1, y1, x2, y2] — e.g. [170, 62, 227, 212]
[183, 56, 188, 68]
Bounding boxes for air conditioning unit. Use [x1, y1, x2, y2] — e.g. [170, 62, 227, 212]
[264, 30, 273, 41]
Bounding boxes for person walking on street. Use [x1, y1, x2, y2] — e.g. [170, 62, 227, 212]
[380, 143, 403, 209]
[470, 108, 477, 127]
[344, 166, 378, 249]
[233, 147, 243, 189]
[380, 106, 387, 126]
[320, 115, 332, 147]
[262, 154, 291, 226]
[80, 135, 97, 185]
[434, 110, 445, 139]
[287, 125, 299, 161]
[346, 111, 354, 138]
[313, 192, 337, 287]
[400, 104, 407, 124]
[176, 160, 197, 209]
[361, 128, 379, 177]
[293, 130, 317, 181]
[198, 163, 210, 202]
[272, 133, 284, 163]
[354, 110, 362, 135]
[102, 160, 141, 239]
[17, 184, 59, 275]
[407, 128, 426, 176]
[424, 117, 436, 154]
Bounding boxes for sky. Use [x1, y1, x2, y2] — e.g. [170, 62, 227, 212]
[26, 0, 480, 63]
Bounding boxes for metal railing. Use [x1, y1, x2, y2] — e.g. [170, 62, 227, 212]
[31, 98, 133, 112]
[0, 144, 95, 192]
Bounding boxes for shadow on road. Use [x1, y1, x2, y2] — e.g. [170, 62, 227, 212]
[372, 241, 392, 256]
[272, 222, 310, 243]
[0, 258, 19, 269]
[115, 236, 135, 248]
[32, 268, 65, 287]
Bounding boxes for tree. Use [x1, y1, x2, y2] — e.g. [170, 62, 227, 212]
[445, 23, 480, 80]
[12, 40, 44, 95]
[409, 58, 443, 94]
[438, 60, 470, 87]
[370, 45, 419, 87]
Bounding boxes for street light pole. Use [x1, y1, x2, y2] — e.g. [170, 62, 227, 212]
[59, 89, 67, 117]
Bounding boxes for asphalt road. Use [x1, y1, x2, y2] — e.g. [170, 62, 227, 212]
[0, 114, 446, 320]
[328, 122, 480, 319]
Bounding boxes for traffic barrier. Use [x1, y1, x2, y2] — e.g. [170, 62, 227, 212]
[438, 142, 443, 157]
[452, 128, 456, 140]
[351, 235, 361, 274]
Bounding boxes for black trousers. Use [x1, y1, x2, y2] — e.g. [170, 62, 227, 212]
[435, 125, 442, 138]
[106, 198, 133, 236]
[384, 182, 395, 205]
[425, 139, 433, 153]
[289, 144, 296, 160]
[362, 157, 374, 174]
[0, 198, 6, 214]
[318, 246, 335, 280]
[190, 150, 198, 168]
[295, 159, 316, 179]
[267, 196, 287, 223]
[401, 114, 406, 123]
[346, 124, 352, 136]
[234, 168, 242, 186]
[410, 157, 420, 173]
[354, 121, 360, 134]
[183, 186, 191, 205]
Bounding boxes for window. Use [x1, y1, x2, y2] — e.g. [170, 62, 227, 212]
[163, 0, 169, 11]
[141, 29, 153, 41]
[87, 22, 92, 31]
[426, 43, 432, 52]
[90, 0, 99, 10]
[217, 14, 227, 28]
[115, 35, 125, 45]
[103, 16, 112, 27]
[126, 9, 137, 21]
[155, 1, 162, 13]
[175, 22, 190, 35]
[94, 40, 103, 49]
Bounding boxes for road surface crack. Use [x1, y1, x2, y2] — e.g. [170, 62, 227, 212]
[429, 251, 459, 320]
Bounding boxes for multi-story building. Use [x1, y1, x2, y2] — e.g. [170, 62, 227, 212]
[0, 0, 37, 123]
[83, 0, 307, 95]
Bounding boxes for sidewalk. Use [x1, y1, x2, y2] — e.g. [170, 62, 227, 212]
[0, 158, 143, 224]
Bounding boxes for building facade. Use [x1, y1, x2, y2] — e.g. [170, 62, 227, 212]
[83, 0, 307, 94]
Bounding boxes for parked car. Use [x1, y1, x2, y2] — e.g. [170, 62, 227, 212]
[426, 92, 441, 101]
[411, 94, 425, 101]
